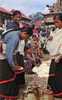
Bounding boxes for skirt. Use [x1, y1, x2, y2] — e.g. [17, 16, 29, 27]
[0, 59, 17, 99]
[14, 52, 25, 87]
[47, 58, 62, 98]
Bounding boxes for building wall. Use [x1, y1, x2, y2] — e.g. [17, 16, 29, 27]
[53, 0, 62, 12]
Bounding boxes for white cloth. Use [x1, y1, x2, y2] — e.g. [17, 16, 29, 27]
[46, 28, 62, 56]
[0, 54, 6, 59]
[32, 60, 51, 77]
[0, 43, 6, 60]
[17, 40, 25, 56]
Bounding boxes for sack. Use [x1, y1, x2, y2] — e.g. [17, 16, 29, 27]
[32, 60, 51, 78]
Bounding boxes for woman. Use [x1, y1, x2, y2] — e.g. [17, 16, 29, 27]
[47, 13, 62, 99]
[4, 27, 33, 99]
[0, 39, 17, 100]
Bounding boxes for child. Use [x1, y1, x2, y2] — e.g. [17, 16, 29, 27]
[32, 33, 43, 66]
[24, 44, 35, 74]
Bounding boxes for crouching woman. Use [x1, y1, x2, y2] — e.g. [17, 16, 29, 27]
[0, 39, 17, 100]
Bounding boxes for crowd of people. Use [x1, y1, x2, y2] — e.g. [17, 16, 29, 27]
[0, 10, 62, 100]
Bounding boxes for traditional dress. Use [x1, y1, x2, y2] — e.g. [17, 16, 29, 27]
[0, 41, 17, 99]
[47, 28, 62, 98]
[31, 34, 42, 65]
[14, 40, 25, 87]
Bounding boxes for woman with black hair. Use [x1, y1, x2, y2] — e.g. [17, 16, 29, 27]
[0, 27, 33, 100]
[0, 39, 17, 100]
[47, 13, 62, 99]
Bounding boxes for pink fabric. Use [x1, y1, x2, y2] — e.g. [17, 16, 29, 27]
[33, 32, 39, 38]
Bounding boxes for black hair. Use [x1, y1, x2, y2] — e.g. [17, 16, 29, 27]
[53, 13, 62, 21]
[12, 10, 22, 16]
[21, 27, 33, 36]
[58, 13, 62, 21]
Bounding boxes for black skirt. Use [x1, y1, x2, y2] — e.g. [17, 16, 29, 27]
[14, 52, 25, 87]
[0, 59, 17, 99]
[48, 58, 62, 98]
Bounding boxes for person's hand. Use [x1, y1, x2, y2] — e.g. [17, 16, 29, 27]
[55, 56, 61, 63]
[15, 65, 24, 71]
[48, 36, 53, 41]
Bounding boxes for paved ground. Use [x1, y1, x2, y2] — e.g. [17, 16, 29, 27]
[17, 74, 62, 100]
[18, 93, 62, 100]
[17, 74, 50, 100]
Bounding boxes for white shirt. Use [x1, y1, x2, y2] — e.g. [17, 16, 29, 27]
[46, 28, 62, 56]
[17, 40, 25, 56]
[0, 43, 6, 60]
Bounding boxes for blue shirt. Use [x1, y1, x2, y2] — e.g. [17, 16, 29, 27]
[4, 30, 21, 67]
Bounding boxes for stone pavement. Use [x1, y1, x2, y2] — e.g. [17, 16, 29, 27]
[17, 94, 62, 100]
[54, 98, 62, 100]
[17, 74, 62, 100]
[17, 74, 50, 100]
